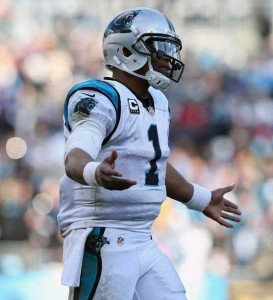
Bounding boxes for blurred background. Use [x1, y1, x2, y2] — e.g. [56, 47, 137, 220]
[0, 0, 273, 299]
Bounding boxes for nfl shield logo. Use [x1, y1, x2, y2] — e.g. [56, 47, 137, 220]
[117, 236, 124, 245]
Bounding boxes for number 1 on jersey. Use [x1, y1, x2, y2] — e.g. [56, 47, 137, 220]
[145, 124, 162, 186]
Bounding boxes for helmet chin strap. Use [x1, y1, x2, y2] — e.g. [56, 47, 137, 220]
[146, 59, 170, 91]
[113, 56, 151, 81]
[113, 56, 170, 91]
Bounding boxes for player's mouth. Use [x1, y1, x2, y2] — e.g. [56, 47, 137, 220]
[156, 65, 171, 75]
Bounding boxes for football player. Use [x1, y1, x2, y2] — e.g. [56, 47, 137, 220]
[58, 7, 241, 300]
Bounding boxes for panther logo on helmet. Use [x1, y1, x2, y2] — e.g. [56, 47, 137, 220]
[104, 10, 139, 37]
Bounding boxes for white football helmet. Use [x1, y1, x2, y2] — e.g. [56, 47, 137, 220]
[102, 7, 184, 90]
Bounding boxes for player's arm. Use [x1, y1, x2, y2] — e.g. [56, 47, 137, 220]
[65, 148, 93, 185]
[65, 148, 136, 190]
[64, 90, 136, 190]
[166, 162, 194, 202]
[166, 162, 241, 228]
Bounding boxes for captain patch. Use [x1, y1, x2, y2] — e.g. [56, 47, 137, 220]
[128, 99, 140, 114]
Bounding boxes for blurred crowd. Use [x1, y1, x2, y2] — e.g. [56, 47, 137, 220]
[1, 0, 273, 298]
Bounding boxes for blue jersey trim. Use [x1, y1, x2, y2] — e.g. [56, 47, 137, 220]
[74, 227, 106, 300]
[63, 80, 121, 145]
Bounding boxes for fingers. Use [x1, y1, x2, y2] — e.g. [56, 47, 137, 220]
[206, 183, 242, 228]
[224, 199, 240, 210]
[211, 184, 236, 206]
[221, 211, 241, 222]
[216, 213, 241, 228]
[208, 211, 241, 228]
[101, 176, 137, 190]
[216, 217, 234, 228]
[215, 201, 241, 227]
[215, 203, 241, 227]
[97, 167, 137, 190]
[99, 167, 137, 189]
[105, 149, 118, 165]
[221, 183, 236, 195]
[101, 166, 122, 177]
[96, 150, 137, 190]
[223, 201, 241, 215]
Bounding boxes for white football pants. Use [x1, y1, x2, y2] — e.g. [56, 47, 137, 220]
[69, 227, 187, 300]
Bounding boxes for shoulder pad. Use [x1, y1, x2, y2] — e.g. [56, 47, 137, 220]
[64, 80, 120, 132]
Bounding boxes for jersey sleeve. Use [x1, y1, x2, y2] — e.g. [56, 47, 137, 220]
[64, 89, 117, 160]
[68, 89, 117, 133]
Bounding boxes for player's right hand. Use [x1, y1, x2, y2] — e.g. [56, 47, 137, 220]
[95, 149, 137, 190]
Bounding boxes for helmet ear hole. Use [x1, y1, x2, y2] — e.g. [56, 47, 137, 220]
[122, 47, 132, 57]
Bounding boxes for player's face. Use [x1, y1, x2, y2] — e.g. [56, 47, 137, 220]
[150, 51, 172, 77]
[134, 39, 183, 83]
[134, 52, 171, 78]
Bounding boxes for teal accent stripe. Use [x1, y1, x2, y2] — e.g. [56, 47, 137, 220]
[91, 227, 101, 236]
[75, 227, 105, 300]
[78, 252, 99, 300]
[63, 80, 120, 132]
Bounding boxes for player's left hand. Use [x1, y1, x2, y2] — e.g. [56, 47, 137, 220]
[203, 184, 241, 228]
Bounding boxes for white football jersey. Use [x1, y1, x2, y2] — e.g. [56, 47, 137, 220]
[57, 78, 171, 236]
